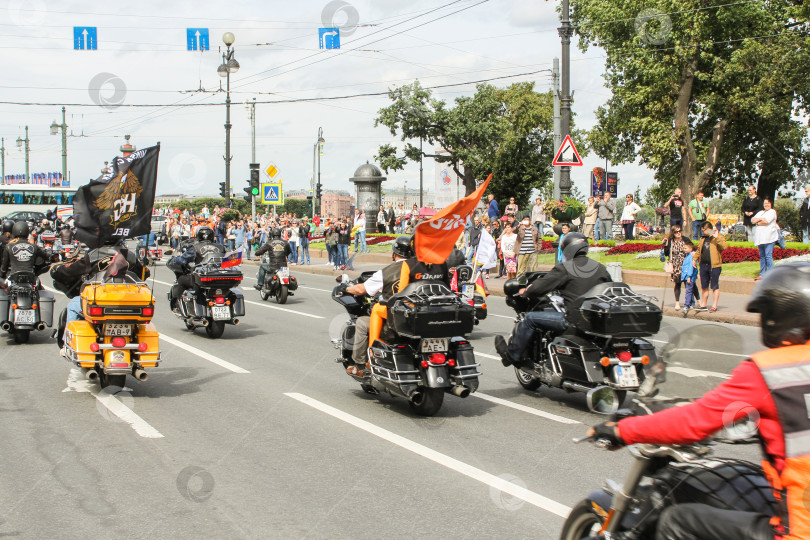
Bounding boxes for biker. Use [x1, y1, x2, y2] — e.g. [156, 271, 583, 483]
[1, 221, 52, 281]
[494, 232, 612, 367]
[168, 226, 224, 304]
[58, 222, 74, 245]
[0, 220, 13, 262]
[253, 227, 291, 290]
[341, 235, 413, 376]
[588, 262, 810, 540]
[34, 218, 52, 240]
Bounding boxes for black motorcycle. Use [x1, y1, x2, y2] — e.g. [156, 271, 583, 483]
[560, 368, 773, 539]
[258, 264, 298, 304]
[450, 264, 487, 324]
[332, 272, 481, 416]
[504, 273, 663, 409]
[0, 271, 55, 343]
[169, 260, 246, 339]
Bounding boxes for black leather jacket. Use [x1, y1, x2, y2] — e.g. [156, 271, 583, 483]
[256, 239, 291, 268]
[1, 239, 51, 279]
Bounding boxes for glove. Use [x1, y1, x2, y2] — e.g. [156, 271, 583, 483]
[591, 422, 624, 449]
[335, 283, 349, 296]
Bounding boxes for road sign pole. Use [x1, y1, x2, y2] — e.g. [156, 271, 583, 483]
[249, 98, 256, 223]
[558, 0, 574, 197]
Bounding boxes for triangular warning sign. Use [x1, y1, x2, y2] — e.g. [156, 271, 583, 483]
[552, 135, 583, 166]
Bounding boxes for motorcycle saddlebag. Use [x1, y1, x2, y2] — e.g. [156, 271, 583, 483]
[230, 289, 246, 317]
[389, 297, 475, 339]
[0, 289, 8, 323]
[38, 289, 54, 327]
[569, 282, 662, 338]
[288, 276, 298, 291]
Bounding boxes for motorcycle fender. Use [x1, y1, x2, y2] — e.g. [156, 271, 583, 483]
[453, 343, 480, 392]
[425, 365, 450, 388]
[103, 348, 131, 370]
[65, 320, 99, 368]
[136, 322, 160, 368]
[584, 488, 614, 524]
[230, 289, 245, 317]
[0, 288, 8, 323]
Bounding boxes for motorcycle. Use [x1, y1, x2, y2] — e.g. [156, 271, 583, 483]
[169, 258, 245, 339]
[332, 272, 481, 416]
[58, 273, 160, 388]
[136, 234, 163, 262]
[449, 264, 487, 324]
[55, 239, 81, 261]
[258, 264, 298, 304]
[37, 230, 58, 252]
[504, 273, 663, 409]
[0, 271, 55, 343]
[559, 367, 774, 539]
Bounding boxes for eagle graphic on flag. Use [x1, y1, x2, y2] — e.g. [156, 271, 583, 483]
[221, 248, 243, 268]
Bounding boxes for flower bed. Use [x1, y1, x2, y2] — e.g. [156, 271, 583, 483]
[721, 246, 810, 263]
[606, 243, 661, 255]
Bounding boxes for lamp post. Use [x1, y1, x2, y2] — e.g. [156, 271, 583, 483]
[245, 97, 256, 221]
[314, 127, 324, 216]
[218, 32, 239, 207]
[558, 0, 574, 196]
[50, 107, 68, 185]
[16, 126, 29, 183]
[1, 138, 5, 184]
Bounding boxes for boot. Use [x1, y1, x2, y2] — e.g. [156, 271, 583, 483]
[494, 335, 520, 368]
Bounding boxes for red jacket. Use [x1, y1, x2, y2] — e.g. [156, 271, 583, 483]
[619, 360, 785, 473]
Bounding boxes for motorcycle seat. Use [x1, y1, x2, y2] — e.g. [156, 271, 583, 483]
[7, 271, 37, 285]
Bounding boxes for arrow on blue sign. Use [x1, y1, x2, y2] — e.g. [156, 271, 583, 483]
[264, 185, 280, 202]
[186, 28, 209, 51]
[319, 27, 340, 50]
[73, 26, 97, 50]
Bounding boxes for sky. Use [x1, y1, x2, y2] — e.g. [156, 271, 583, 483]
[0, 0, 655, 202]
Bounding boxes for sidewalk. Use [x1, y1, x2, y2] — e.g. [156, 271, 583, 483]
[244, 252, 759, 327]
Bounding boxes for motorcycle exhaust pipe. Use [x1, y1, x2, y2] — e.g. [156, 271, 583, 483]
[36, 322, 46, 331]
[232, 318, 240, 325]
[449, 385, 470, 398]
[83, 368, 99, 382]
[200, 319, 209, 327]
[0, 321, 10, 331]
[410, 390, 423, 403]
[562, 381, 593, 394]
[133, 369, 148, 382]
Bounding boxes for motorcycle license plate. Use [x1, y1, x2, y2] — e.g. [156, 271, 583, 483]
[14, 310, 35, 324]
[104, 324, 132, 337]
[421, 338, 449, 353]
[278, 267, 290, 278]
[461, 284, 475, 300]
[212, 305, 231, 321]
[614, 365, 639, 388]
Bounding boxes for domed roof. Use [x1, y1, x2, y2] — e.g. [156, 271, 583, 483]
[352, 162, 383, 178]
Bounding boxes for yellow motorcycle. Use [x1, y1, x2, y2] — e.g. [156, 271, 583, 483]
[61, 274, 160, 388]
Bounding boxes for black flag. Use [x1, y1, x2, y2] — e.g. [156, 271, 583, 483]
[73, 144, 160, 248]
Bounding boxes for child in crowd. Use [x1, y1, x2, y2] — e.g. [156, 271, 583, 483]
[680, 239, 697, 316]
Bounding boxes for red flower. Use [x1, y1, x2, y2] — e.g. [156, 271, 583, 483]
[606, 243, 661, 255]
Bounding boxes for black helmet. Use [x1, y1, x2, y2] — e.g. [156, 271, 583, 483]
[560, 232, 589, 260]
[11, 220, 29, 239]
[196, 226, 215, 242]
[2, 220, 13, 235]
[746, 263, 810, 348]
[392, 235, 413, 258]
[270, 227, 282, 239]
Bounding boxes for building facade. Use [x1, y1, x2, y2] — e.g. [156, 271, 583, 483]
[321, 190, 354, 218]
[381, 187, 434, 209]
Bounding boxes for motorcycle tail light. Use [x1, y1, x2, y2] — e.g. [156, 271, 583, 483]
[88, 306, 103, 316]
[617, 350, 632, 362]
[420, 360, 428, 368]
[89, 342, 100, 352]
[600, 356, 611, 367]
[214, 297, 225, 305]
[111, 337, 126, 348]
[138, 342, 148, 352]
[142, 307, 154, 316]
[429, 353, 446, 364]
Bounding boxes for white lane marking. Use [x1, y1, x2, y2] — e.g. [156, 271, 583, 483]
[473, 393, 581, 424]
[648, 339, 748, 358]
[475, 351, 502, 361]
[239, 275, 334, 292]
[667, 366, 728, 379]
[150, 278, 324, 319]
[285, 392, 571, 518]
[63, 367, 164, 438]
[489, 313, 514, 320]
[159, 333, 250, 374]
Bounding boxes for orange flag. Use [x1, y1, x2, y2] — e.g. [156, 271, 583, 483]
[414, 173, 492, 264]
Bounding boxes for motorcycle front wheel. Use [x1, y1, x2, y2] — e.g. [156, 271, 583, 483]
[276, 285, 288, 304]
[260, 289, 270, 301]
[558, 500, 604, 540]
[205, 320, 225, 339]
[409, 387, 444, 417]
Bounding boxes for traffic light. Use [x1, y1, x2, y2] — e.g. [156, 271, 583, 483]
[219, 182, 228, 198]
[249, 163, 260, 197]
[316, 184, 323, 200]
[306, 195, 313, 208]
[243, 186, 253, 203]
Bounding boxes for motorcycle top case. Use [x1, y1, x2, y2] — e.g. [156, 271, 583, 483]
[568, 282, 662, 338]
[81, 281, 155, 323]
[388, 284, 475, 339]
[193, 265, 243, 289]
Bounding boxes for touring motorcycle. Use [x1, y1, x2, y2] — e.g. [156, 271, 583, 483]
[332, 272, 481, 416]
[504, 273, 663, 409]
[0, 271, 54, 343]
[449, 263, 487, 324]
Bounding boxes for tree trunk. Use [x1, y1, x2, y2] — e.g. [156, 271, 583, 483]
[453, 164, 477, 196]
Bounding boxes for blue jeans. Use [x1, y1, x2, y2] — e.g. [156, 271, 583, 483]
[327, 244, 335, 264]
[289, 241, 298, 264]
[758, 242, 775, 276]
[594, 218, 601, 241]
[63, 296, 83, 341]
[803, 226, 809, 244]
[300, 238, 310, 264]
[508, 311, 568, 360]
[337, 244, 349, 267]
[692, 220, 703, 240]
[355, 229, 367, 253]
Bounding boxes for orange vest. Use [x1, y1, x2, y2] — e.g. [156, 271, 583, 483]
[752, 345, 810, 540]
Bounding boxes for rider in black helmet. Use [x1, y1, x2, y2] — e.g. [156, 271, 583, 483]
[254, 226, 291, 289]
[167, 225, 225, 304]
[1, 221, 52, 280]
[494, 232, 612, 367]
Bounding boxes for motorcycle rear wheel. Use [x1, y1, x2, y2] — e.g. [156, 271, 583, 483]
[409, 387, 444, 416]
[205, 320, 225, 339]
[558, 500, 604, 540]
[100, 372, 127, 389]
[13, 329, 30, 344]
[276, 285, 288, 304]
[515, 367, 541, 391]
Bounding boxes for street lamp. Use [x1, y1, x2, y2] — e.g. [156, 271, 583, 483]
[218, 32, 239, 206]
[16, 126, 29, 183]
[314, 127, 324, 217]
[50, 106, 68, 185]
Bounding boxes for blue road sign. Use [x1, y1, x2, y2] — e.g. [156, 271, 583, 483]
[186, 28, 209, 51]
[262, 184, 282, 205]
[73, 26, 97, 50]
[319, 27, 340, 50]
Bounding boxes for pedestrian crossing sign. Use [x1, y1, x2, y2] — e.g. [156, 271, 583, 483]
[262, 183, 283, 205]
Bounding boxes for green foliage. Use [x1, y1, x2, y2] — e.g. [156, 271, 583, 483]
[221, 209, 240, 222]
[280, 199, 310, 217]
[375, 80, 565, 205]
[775, 198, 801, 235]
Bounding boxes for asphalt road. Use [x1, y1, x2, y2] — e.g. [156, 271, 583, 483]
[0, 262, 763, 539]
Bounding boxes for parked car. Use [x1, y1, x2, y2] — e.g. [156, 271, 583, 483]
[2, 211, 47, 229]
[150, 215, 168, 245]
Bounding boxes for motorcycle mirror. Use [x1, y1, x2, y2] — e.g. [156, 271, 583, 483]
[586, 386, 621, 415]
[340, 274, 350, 285]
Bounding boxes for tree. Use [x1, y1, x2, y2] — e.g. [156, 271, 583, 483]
[375, 80, 561, 206]
[574, 0, 809, 225]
